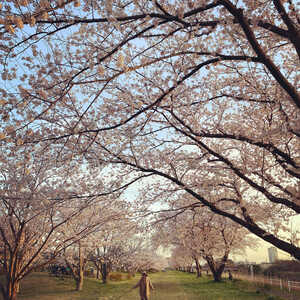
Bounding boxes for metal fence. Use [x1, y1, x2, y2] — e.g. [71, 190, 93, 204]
[232, 272, 300, 299]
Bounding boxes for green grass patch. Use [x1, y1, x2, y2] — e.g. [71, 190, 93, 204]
[172, 272, 283, 300]
[1, 271, 287, 300]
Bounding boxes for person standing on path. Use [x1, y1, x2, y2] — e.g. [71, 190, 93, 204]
[132, 272, 154, 300]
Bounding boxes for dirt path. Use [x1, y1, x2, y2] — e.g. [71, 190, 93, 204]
[150, 272, 189, 300]
[105, 272, 188, 300]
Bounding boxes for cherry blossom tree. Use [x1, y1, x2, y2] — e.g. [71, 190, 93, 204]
[61, 204, 126, 290]
[153, 197, 255, 281]
[0, 143, 125, 300]
[114, 236, 158, 275]
[0, 0, 299, 260]
[153, 218, 203, 277]
[87, 224, 165, 281]
[88, 224, 132, 283]
[182, 212, 253, 281]
[168, 246, 194, 273]
[64, 241, 88, 291]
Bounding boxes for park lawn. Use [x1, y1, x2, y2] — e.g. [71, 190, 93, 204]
[1, 271, 284, 300]
[150, 271, 284, 300]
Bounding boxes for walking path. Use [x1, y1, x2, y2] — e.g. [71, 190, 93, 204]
[102, 272, 188, 300]
[100, 271, 278, 300]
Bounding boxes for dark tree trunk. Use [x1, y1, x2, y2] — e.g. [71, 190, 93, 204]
[75, 256, 84, 291]
[96, 268, 100, 279]
[101, 263, 108, 284]
[64, 242, 86, 291]
[75, 275, 83, 291]
[0, 260, 21, 300]
[1, 280, 19, 300]
[205, 253, 228, 282]
[91, 260, 101, 280]
[194, 257, 202, 277]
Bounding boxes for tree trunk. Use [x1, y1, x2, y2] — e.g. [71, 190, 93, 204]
[190, 264, 194, 273]
[228, 270, 233, 280]
[75, 276, 83, 291]
[15, 282, 19, 294]
[194, 257, 202, 277]
[214, 264, 226, 282]
[65, 242, 86, 291]
[75, 244, 85, 291]
[212, 269, 223, 282]
[75, 265, 84, 291]
[204, 252, 229, 282]
[101, 263, 108, 284]
[1, 261, 21, 300]
[1, 281, 19, 300]
[205, 255, 223, 282]
[96, 268, 100, 279]
[92, 260, 101, 280]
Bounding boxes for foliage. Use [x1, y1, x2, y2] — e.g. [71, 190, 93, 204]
[154, 202, 254, 281]
[87, 222, 165, 283]
[263, 260, 300, 279]
[253, 265, 263, 275]
[267, 260, 300, 272]
[0, 0, 299, 289]
[108, 272, 123, 281]
[0, 144, 116, 300]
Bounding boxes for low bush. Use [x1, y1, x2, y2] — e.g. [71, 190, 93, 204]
[108, 272, 123, 281]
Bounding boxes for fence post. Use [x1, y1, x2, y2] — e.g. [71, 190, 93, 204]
[288, 281, 291, 293]
[250, 265, 254, 279]
[280, 278, 282, 290]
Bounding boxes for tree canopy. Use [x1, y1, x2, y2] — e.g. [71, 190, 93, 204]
[0, 0, 299, 262]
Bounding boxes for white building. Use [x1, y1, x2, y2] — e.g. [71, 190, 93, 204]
[268, 247, 278, 263]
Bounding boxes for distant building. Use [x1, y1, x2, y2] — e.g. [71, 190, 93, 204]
[268, 247, 278, 263]
[260, 262, 273, 270]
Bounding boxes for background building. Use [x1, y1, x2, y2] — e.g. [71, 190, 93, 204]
[268, 247, 278, 263]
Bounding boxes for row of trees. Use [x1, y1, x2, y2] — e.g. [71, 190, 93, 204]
[0, 144, 164, 300]
[61, 222, 163, 289]
[0, 0, 299, 297]
[153, 195, 255, 282]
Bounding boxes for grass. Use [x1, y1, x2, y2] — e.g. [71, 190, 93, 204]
[1, 271, 287, 300]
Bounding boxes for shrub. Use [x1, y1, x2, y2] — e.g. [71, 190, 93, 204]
[263, 284, 271, 291]
[108, 272, 123, 281]
[263, 260, 300, 277]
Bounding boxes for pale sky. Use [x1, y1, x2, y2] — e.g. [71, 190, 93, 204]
[233, 215, 300, 263]
[123, 181, 300, 264]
